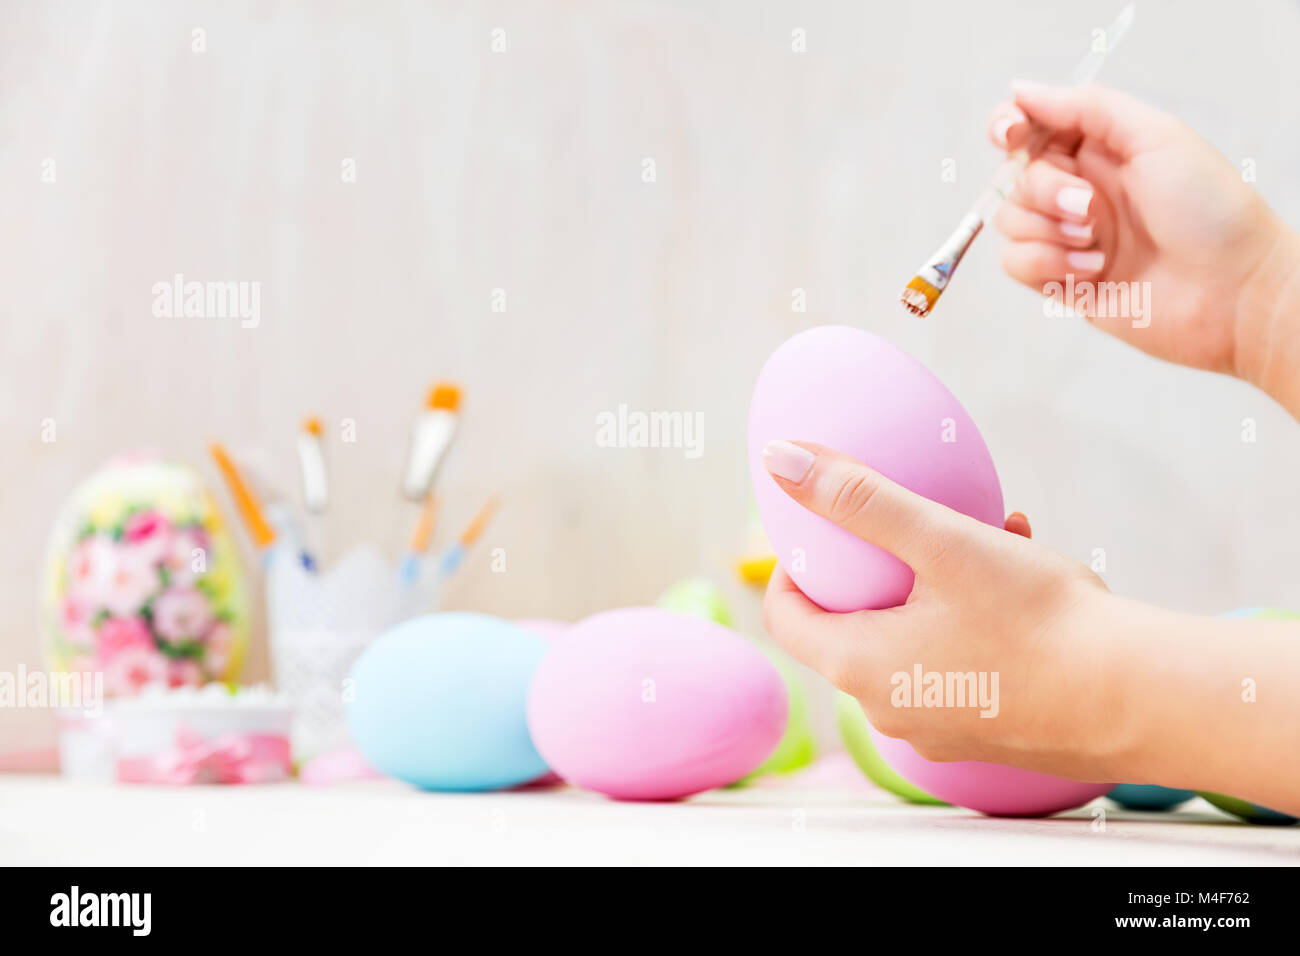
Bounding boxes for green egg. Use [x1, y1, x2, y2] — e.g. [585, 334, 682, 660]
[657, 577, 734, 628]
[1198, 791, 1297, 825]
[835, 691, 946, 805]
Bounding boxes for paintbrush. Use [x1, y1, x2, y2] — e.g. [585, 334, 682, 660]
[209, 443, 277, 551]
[210, 443, 316, 570]
[398, 493, 440, 586]
[435, 496, 501, 583]
[402, 382, 462, 500]
[899, 2, 1135, 317]
[297, 417, 328, 514]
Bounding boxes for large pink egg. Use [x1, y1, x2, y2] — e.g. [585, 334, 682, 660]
[748, 325, 1003, 612]
[870, 729, 1109, 817]
[749, 325, 1107, 817]
[526, 607, 787, 801]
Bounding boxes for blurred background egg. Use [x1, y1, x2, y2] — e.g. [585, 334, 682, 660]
[527, 607, 787, 800]
[656, 578, 816, 783]
[41, 452, 250, 696]
[346, 613, 549, 791]
[1198, 791, 1297, 825]
[657, 577, 736, 628]
[1107, 784, 1194, 811]
[748, 325, 1003, 612]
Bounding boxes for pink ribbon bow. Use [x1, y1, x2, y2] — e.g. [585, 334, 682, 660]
[117, 725, 291, 785]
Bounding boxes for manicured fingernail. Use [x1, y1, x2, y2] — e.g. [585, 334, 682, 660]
[1066, 250, 1105, 272]
[1059, 220, 1092, 239]
[1056, 185, 1094, 217]
[993, 110, 1026, 147]
[763, 440, 815, 482]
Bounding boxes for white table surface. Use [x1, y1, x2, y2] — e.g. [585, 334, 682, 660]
[3, 775, 1298, 866]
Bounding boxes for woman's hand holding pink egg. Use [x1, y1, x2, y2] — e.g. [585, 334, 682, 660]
[760, 440, 1121, 781]
[760, 439, 1300, 816]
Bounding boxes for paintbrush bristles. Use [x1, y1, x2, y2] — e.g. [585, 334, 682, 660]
[427, 382, 461, 411]
[900, 277, 940, 317]
[899, 212, 984, 318]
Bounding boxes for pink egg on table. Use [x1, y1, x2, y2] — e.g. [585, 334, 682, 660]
[749, 325, 1004, 612]
[526, 607, 787, 801]
[748, 325, 1107, 817]
[870, 730, 1109, 817]
[299, 747, 385, 787]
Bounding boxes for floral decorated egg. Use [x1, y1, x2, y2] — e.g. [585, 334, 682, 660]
[42, 453, 250, 697]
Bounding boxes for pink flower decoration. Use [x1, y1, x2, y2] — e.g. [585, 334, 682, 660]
[162, 528, 208, 587]
[167, 658, 203, 688]
[69, 534, 116, 598]
[152, 587, 214, 643]
[103, 645, 168, 696]
[61, 599, 96, 648]
[123, 510, 173, 565]
[96, 616, 153, 661]
[72, 535, 160, 617]
[204, 623, 234, 677]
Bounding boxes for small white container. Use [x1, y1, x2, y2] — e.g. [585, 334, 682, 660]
[266, 544, 433, 760]
[112, 684, 292, 785]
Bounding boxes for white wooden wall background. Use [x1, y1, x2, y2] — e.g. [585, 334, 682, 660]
[4, 0, 1300, 752]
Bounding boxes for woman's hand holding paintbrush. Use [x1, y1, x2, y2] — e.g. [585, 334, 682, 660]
[987, 82, 1300, 420]
[900, 3, 1135, 317]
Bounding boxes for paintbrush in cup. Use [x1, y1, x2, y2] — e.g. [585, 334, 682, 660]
[435, 496, 501, 584]
[398, 493, 440, 587]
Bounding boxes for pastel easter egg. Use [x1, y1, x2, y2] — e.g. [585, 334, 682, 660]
[835, 691, 945, 805]
[1194, 607, 1300, 824]
[748, 325, 1003, 612]
[346, 613, 549, 791]
[869, 729, 1110, 817]
[526, 607, 787, 800]
[42, 452, 250, 698]
[1108, 784, 1194, 811]
[655, 578, 815, 781]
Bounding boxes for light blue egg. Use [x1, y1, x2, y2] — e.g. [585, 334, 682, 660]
[346, 613, 549, 791]
[1108, 784, 1194, 811]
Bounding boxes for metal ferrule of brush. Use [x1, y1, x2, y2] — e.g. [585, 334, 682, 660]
[921, 212, 984, 290]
